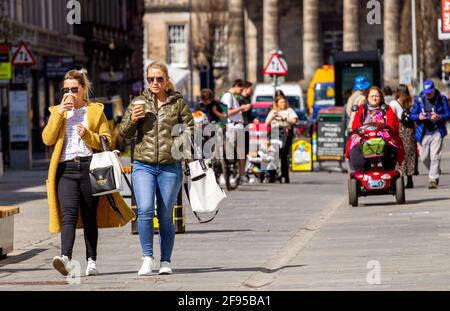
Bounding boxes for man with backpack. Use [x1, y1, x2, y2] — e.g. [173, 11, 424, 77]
[410, 80, 450, 189]
[221, 79, 251, 184]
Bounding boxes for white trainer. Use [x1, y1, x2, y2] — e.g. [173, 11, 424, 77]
[138, 257, 154, 276]
[159, 261, 173, 275]
[85, 258, 99, 276]
[52, 255, 71, 276]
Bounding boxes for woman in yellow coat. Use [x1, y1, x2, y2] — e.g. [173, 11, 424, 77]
[42, 70, 134, 277]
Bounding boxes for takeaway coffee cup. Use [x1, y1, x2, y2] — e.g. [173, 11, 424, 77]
[64, 93, 76, 118]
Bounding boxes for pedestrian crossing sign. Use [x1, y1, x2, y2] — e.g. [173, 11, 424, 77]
[12, 43, 36, 66]
[263, 52, 288, 76]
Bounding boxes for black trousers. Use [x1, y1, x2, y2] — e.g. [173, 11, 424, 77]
[349, 144, 397, 172]
[56, 160, 99, 261]
[280, 135, 293, 182]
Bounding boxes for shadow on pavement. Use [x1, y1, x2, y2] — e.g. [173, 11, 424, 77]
[0, 267, 53, 273]
[97, 264, 307, 277]
[185, 229, 253, 235]
[361, 196, 450, 207]
[0, 248, 48, 267]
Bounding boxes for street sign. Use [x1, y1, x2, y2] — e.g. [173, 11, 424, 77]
[46, 56, 75, 79]
[0, 44, 12, 80]
[399, 54, 413, 85]
[263, 52, 288, 76]
[438, 19, 450, 40]
[442, 0, 450, 33]
[12, 43, 36, 66]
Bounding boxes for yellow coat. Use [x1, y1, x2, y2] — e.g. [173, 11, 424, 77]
[42, 102, 135, 234]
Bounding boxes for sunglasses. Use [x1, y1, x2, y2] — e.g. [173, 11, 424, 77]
[147, 76, 165, 84]
[62, 87, 80, 94]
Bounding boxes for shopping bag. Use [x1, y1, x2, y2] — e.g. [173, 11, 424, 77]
[89, 137, 123, 196]
[362, 137, 386, 158]
[184, 159, 227, 223]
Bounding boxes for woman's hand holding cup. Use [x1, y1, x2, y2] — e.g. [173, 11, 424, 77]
[131, 100, 146, 122]
[58, 93, 76, 116]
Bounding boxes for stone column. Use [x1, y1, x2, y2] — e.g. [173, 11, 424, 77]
[343, 0, 360, 51]
[228, 0, 246, 83]
[263, 0, 279, 82]
[384, 0, 400, 85]
[303, 0, 320, 85]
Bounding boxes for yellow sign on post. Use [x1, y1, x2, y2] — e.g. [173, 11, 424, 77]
[0, 44, 12, 80]
[291, 138, 313, 172]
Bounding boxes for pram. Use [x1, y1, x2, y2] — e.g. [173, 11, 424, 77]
[246, 139, 282, 183]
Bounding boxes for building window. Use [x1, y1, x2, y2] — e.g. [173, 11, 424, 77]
[168, 25, 187, 67]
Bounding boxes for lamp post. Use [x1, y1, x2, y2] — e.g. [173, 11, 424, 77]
[412, 0, 418, 92]
[189, 0, 194, 105]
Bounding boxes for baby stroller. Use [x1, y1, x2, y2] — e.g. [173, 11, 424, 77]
[246, 139, 283, 183]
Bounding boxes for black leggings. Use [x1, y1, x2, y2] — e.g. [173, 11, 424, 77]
[280, 135, 293, 181]
[349, 144, 397, 172]
[56, 160, 99, 261]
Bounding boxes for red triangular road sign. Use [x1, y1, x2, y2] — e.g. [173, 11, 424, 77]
[12, 43, 36, 66]
[263, 53, 288, 76]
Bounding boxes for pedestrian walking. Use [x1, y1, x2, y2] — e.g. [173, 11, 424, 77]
[120, 61, 194, 276]
[345, 75, 371, 130]
[240, 81, 254, 126]
[42, 69, 134, 277]
[265, 94, 298, 183]
[197, 88, 227, 124]
[221, 79, 251, 183]
[410, 80, 450, 189]
[389, 84, 417, 188]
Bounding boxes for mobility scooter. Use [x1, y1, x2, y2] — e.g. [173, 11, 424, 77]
[348, 123, 405, 207]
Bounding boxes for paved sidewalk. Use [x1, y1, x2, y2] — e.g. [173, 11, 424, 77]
[0, 163, 346, 291]
[2, 144, 450, 290]
[266, 150, 450, 290]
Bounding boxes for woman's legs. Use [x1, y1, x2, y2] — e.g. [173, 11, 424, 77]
[349, 145, 371, 172]
[79, 161, 99, 261]
[381, 145, 398, 171]
[132, 162, 157, 258]
[280, 136, 292, 183]
[57, 163, 81, 260]
[155, 163, 183, 263]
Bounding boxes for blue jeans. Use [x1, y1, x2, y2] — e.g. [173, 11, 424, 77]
[132, 161, 183, 261]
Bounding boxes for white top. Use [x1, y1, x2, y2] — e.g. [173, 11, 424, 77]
[221, 92, 243, 123]
[389, 99, 403, 120]
[59, 106, 93, 162]
[266, 108, 298, 127]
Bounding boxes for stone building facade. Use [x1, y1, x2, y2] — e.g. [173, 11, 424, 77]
[144, 0, 442, 97]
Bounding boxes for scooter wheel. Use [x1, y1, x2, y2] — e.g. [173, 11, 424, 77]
[396, 176, 406, 204]
[349, 178, 359, 207]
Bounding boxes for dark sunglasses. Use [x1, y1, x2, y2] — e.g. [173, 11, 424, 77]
[61, 87, 80, 94]
[147, 76, 165, 84]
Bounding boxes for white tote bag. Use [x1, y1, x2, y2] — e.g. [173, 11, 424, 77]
[184, 159, 227, 223]
[89, 151, 123, 196]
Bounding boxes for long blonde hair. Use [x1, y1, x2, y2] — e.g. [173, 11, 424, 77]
[146, 61, 176, 93]
[64, 69, 92, 102]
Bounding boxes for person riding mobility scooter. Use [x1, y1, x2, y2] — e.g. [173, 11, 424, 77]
[346, 86, 405, 207]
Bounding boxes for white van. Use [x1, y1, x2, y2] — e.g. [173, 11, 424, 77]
[251, 83, 305, 112]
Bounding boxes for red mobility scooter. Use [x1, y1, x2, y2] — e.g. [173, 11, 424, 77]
[348, 123, 405, 207]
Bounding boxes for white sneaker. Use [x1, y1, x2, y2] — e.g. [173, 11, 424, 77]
[159, 261, 173, 275]
[138, 257, 154, 276]
[52, 255, 71, 276]
[219, 174, 226, 187]
[85, 258, 99, 276]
